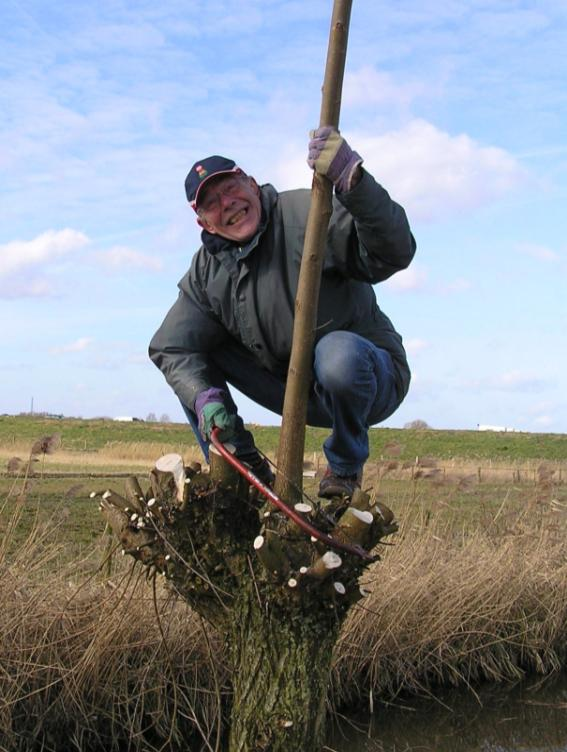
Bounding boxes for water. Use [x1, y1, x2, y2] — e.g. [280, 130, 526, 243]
[328, 675, 567, 751]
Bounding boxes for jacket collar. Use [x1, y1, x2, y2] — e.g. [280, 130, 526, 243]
[200, 184, 278, 257]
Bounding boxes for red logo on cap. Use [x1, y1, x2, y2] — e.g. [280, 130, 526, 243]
[196, 165, 208, 180]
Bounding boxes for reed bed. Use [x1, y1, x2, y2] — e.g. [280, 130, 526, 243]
[2, 469, 567, 750]
[334, 489, 567, 708]
[0, 443, 205, 471]
[1, 499, 228, 751]
[98, 442, 205, 464]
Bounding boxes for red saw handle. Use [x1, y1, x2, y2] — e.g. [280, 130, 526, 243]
[210, 428, 374, 562]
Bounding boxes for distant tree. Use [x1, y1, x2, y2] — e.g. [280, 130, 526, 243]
[159, 413, 170, 423]
[404, 419, 431, 430]
[146, 412, 157, 422]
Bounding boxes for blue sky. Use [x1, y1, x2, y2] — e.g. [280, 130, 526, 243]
[1, 0, 565, 433]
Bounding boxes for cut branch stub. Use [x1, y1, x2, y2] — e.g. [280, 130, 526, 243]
[369, 499, 399, 539]
[209, 444, 248, 499]
[124, 476, 146, 514]
[100, 489, 131, 514]
[329, 489, 399, 549]
[99, 496, 162, 569]
[333, 506, 375, 550]
[253, 531, 290, 579]
[154, 453, 186, 503]
[305, 550, 343, 581]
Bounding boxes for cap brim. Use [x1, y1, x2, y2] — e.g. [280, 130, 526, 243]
[191, 167, 241, 210]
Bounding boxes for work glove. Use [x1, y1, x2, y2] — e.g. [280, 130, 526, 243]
[195, 388, 237, 442]
[307, 126, 363, 193]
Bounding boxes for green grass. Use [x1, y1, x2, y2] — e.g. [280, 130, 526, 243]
[0, 414, 199, 452]
[1, 475, 114, 561]
[373, 426, 567, 462]
[2, 414, 567, 462]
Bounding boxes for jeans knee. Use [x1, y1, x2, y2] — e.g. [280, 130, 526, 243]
[314, 332, 361, 393]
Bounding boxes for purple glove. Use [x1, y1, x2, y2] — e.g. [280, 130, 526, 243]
[195, 387, 237, 442]
[307, 126, 363, 193]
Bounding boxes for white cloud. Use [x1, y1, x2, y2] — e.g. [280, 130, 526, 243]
[464, 370, 550, 394]
[96, 246, 163, 272]
[383, 264, 427, 292]
[357, 120, 527, 221]
[493, 370, 548, 392]
[75, 23, 166, 53]
[273, 120, 526, 223]
[127, 353, 150, 365]
[533, 414, 553, 427]
[343, 66, 428, 109]
[0, 278, 54, 299]
[526, 400, 555, 416]
[517, 243, 561, 262]
[472, 9, 549, 39]
[405, 338, 429, 355]
[439, 277, 472, 294]
[0, 229, 89, 277]
[50, 337, 93, 355]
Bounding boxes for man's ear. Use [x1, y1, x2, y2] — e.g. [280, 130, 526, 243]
[197, 216, 217, 235]
[248, 176, 260, 195]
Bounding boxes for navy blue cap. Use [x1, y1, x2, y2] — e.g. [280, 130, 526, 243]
[185, 155, 240, 209]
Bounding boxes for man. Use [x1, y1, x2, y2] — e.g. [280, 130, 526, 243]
[149, 127, 416, 497]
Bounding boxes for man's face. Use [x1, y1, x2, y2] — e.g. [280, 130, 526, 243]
[196, 173, 262, 243]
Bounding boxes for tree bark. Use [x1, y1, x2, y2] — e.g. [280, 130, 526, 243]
[227, 584, 339, 752]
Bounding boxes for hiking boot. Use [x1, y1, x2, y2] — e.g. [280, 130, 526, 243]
[318, 467, 362, 499]
[239, 451, 275, 487]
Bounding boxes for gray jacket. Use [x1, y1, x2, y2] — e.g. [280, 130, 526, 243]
[149, 169, 416, 411]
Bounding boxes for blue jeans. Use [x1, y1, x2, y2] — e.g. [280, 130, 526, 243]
[182, 330, 402, 475]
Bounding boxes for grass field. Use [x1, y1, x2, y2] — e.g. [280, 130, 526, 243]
[1, 415, 567, 750]
[2, 413, 567, 461]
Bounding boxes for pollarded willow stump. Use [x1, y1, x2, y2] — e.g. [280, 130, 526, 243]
[100, 448, 397, 752]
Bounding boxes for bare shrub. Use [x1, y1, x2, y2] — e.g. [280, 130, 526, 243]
[404, 419, 431, 430]
[30, 433, 62, 456]
[383, 441, 402, 457]
[6, 457, 22, 474]
[416, 456, 438, 468]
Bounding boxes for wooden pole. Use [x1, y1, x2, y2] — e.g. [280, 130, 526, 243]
[275, 0, 353, 503]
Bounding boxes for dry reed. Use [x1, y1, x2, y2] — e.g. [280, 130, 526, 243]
[333, 485, 567, 708]
[2, 465, 567, 750]
[1, 502, 228, 751]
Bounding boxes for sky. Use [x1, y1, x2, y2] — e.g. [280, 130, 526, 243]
[1, 0, 565, 434]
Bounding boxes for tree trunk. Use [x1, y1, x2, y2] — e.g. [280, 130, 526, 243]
[100, 452, 397, 751]
[227, 584, 339, 752]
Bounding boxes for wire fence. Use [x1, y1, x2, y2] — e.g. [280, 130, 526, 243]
[302, 453, 566, 485]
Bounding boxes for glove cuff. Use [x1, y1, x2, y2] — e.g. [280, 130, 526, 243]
[336, 153, 363, 193]
[195, 387, 226, 417]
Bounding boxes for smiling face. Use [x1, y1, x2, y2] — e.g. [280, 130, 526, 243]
[196, 173, 262, 244]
